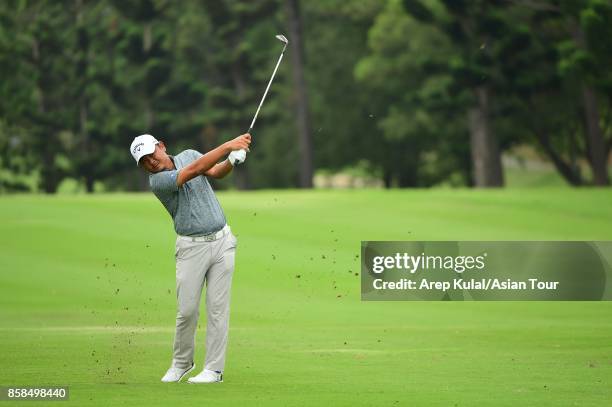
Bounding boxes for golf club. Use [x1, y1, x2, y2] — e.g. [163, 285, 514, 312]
[230, 34, 289, 166]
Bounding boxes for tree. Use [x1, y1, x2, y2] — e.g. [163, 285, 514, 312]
[404, 0, 513, 187]
[286, 0, 313, 188]
[303, 1, 386, 183]
[18, 1, 77, 193]
[356, 0, 479, 187]
[561, 0, 611, 185]
[508, 0, 612, 186]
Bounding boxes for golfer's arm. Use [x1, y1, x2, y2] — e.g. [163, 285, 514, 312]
[176, 144, 231, 186]
[204, 159, 233, 179]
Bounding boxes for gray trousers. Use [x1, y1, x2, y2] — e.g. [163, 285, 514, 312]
[171, 227, 237, 372]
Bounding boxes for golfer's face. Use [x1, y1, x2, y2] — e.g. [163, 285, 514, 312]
[140, 145, 168, 173]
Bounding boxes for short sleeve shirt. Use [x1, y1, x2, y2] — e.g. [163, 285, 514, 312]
[149, 149, 226, 236]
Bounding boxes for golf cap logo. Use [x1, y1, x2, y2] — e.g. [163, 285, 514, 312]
[133, 142, 144, 154]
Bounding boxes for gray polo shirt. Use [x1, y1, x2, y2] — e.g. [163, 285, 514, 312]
[149, 149, 226, 236]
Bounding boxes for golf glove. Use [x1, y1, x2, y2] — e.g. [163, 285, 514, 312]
[229, 149, 247, 166]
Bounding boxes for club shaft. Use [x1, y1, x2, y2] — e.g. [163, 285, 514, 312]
[249, 50, 285, 131]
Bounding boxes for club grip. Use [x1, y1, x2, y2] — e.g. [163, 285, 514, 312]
[232, 128, 253, 166]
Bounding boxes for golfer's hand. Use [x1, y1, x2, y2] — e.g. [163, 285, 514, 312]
[229, 149, 247, 166]
[226, 133, 251, 152]
[226, 134, 251, 166]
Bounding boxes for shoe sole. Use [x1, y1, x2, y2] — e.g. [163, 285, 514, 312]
[187, 380, 223, 384]
[187, 376, 223, 384]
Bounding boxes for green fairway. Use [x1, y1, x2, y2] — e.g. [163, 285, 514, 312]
[1, 189, 611, 406]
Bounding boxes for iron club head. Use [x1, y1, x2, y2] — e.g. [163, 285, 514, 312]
[276, 34, 288, 51]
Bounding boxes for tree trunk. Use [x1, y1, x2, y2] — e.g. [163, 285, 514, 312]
[468, 86, 504, 187]
[581, 85, 609, 185]
[33, 37, 60, 194]
[535, 130, 583, 186]
[85, 175, 95, 193]
[569, 22, 609, 185]
[143, 23, 152, 53]
[42, 146, 60, 194]
[143, 22, 154, 131]
[286, 0, 314, 188]
[383, 168, 392, 189]
[397, 145, 418, 187]
[76, 0, 94, 193]
[81, 103, 96, 193]
[230, 59, 250, 190]
[398, 169, 417, 187]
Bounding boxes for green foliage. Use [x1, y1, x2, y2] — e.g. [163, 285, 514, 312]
[0, 0, 610, 191]
[355, 0, 611, 187]
[356, 0, 471, 186]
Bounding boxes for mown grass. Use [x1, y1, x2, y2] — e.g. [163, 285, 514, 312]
[0, 189, 610, 406]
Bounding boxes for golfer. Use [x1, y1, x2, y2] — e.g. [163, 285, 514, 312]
[130, 133, 251, 384]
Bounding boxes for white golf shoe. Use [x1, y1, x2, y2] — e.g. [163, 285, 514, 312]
[187, 369, 223, 384]
[161, 362, 195, 383]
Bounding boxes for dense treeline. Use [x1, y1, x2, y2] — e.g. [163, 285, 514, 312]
[0, 0, 610, 192]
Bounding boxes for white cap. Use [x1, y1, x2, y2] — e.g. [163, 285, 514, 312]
[130, 134, 159, 165]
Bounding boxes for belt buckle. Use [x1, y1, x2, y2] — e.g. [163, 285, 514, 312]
[204, 234, 215, 242]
